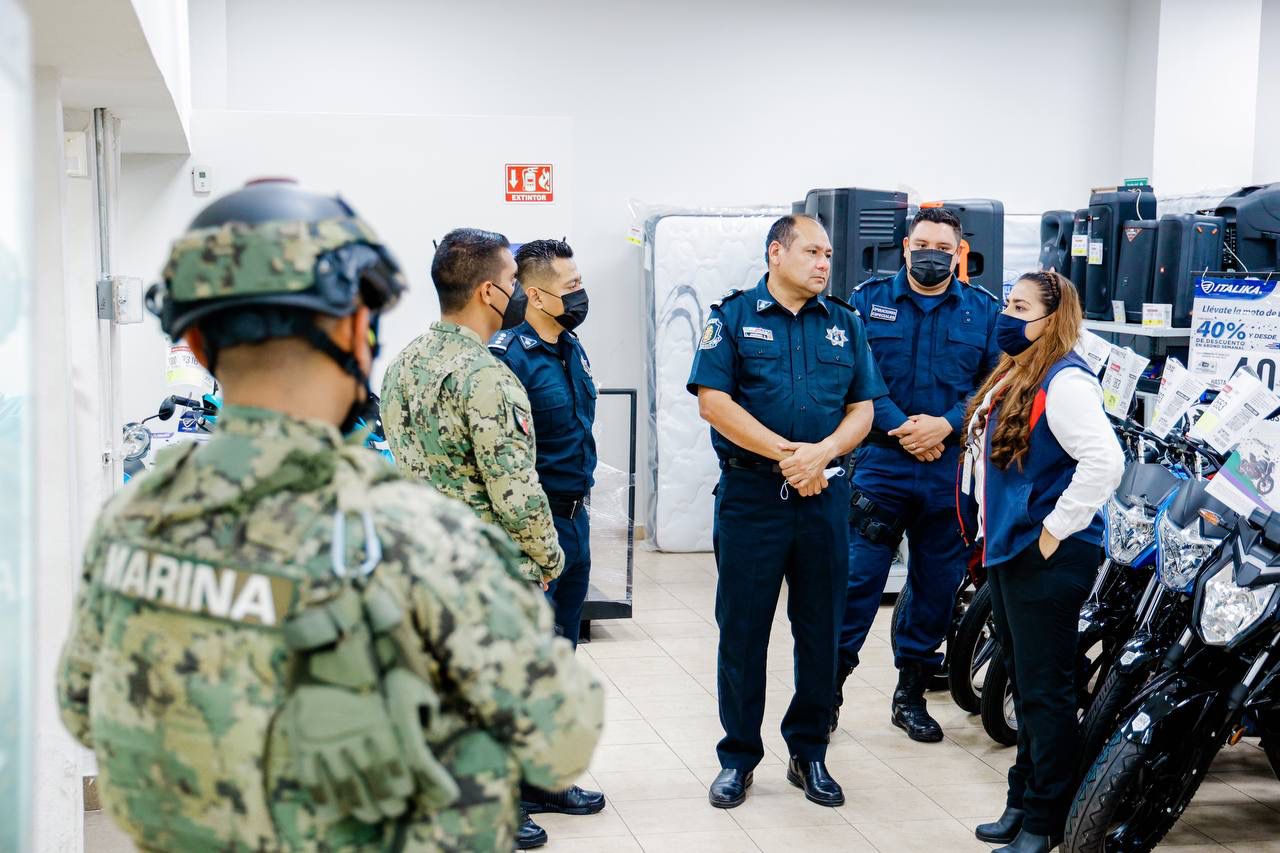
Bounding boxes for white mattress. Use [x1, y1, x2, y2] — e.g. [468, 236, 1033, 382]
[644, 213, 778, 552]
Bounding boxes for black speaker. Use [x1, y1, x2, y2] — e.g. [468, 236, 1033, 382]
[1113, 220, 1160, 323]
[802, 188, 908, 300]
[1153, 214, 1225, 327]
[1215, 183, 1280, 272]
[1084, 186, 1158, 319]
[942, 198, 1004, 292]
[1069, 208, 1089, 291]
[1039, 210, 1075, 276]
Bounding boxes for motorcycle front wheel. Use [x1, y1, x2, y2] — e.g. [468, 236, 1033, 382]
[1065, 727, 1216, 853]
[948, 581, 995, 713]
[980, 651, 1018, 746]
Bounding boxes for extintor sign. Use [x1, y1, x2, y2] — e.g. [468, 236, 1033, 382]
[505, 164, 554, 203]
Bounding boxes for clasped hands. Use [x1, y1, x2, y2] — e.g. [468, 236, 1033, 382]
[887, 415, 952, 462]
[778, 439, 836, 497]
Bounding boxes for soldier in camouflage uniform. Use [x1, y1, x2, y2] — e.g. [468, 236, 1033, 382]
[380, 229, 602, 848]
[56, 180, 603, 852]
[381, 229, 564, 588]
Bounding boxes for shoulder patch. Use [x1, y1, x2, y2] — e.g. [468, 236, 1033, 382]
[488, 329, 515, 352]
[852, 274, 892, 293]
[711, 288, 745, 308]
[965, 281, 1000, 302]
[699, 318, 724, 350]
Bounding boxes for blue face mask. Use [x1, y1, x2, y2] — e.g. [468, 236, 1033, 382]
[995, 312, 1049, 356]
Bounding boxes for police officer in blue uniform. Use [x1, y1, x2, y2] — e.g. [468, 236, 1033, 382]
[688, 215, 886, 810]
[490, 239, 605, 846]
[836, 207, 1001, 743]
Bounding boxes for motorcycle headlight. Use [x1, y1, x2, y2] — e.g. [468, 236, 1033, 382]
[121, 423, 152, 462]
[1156, 513, 1217, 593]
[1198, 561, 1279, 645]
[1106, 498, 1156, 564]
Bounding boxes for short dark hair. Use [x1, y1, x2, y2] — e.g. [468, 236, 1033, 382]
[764, 214, 823, 261]
[431, 228, 511, 312]
[908, 207, 963, 244]
[515, 239, 574, 285]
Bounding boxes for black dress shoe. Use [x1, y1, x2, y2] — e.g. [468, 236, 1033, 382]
[975, 806, 1026, 844]
[993, 828, 1062, 852]
[892, 664, 944, 743]
[785, 757, 845, 807]
[521, 784, 606, 815]
[708, 768, 752, 808]
[515, 808, 547, 849]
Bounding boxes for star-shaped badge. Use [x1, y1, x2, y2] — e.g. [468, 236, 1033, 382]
[826, 326, 848, 348]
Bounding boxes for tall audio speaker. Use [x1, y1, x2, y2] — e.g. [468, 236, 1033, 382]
[1069, 208, 1089, 291]
[1153, 214, 1225, 327]
[1039, 210, 1075, 276]
[1215, 183, 1280, 272]
[802, 188, 908, 300]
[1084, 186, 1158, 319]
[1113, 220, 1160, 323]
[941, 198, 1004, 292]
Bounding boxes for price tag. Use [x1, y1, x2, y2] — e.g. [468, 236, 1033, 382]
[1088, 240, 1104, 265]
[1142, 303, 1172, 328]
[1071, 234, 1088, 257]
[1112, 300, 1126, 323]
[1101, 346, 1150, 417]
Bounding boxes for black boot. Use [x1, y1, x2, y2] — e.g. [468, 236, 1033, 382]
[891, 663, 943, 742]
[515, 807, 547, 849]
[786, 756, 845, 807]
[976, 806, 1026, 844]
[708, 768, 752, 808]
[521, 784, 606, 815]
[829, 661, 855, 733]
[994, 828, 1061, 852]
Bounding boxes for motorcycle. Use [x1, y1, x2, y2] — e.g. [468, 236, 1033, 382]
[1065, 506, 1280, 852]
[1076, 438, 1230, 772]
[122, 393, 219, 483]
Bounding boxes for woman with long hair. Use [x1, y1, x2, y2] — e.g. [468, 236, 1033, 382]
[965, 271, 1124, 852]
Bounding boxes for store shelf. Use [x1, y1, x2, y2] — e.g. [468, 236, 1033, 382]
[1083, 320, 1191, 338]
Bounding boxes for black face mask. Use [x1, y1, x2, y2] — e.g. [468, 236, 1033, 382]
[490, 280, 527, 330]
[908, 249, 955, 288]
[540, 288, 589, 332]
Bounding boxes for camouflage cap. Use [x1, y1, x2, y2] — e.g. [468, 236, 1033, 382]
[150, 181, 407, 340]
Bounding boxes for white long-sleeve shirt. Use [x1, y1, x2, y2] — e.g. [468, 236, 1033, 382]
[969, 368, 1124, 542]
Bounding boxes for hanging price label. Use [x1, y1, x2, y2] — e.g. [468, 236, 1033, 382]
[1071, 234, 1088, 257]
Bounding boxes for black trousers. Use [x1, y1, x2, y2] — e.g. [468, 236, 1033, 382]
[986, 535, 1100, 836]
[712, 467, 850, 770]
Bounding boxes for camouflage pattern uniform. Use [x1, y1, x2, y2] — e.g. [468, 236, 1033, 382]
[381, 322, 565, 583]
[57, 405, 603, 852]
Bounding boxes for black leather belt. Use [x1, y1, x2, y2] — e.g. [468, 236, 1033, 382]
[864, 429, 960, 452]
[546, 494, 587, 519]
[721, 455, 848, 474]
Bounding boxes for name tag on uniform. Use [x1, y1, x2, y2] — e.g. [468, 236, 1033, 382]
[869, 304, 898, 322]
[741, 326, 773, 341]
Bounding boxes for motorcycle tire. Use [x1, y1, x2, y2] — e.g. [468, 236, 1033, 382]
[1065, 727, 1211, 853]
[1265, 736, 1280, 782]
[890, 584, 950, 693]
[1077, 667, 1138, 776]
[948, 582, 995, 713]
[980, 650, 1018, 747]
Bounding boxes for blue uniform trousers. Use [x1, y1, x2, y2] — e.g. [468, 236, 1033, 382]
[713, 466, 850, 770]
[547, 509, 592, 648]
[840, 444, 969, 671]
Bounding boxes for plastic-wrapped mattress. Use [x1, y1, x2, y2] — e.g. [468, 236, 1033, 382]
[643, 213, 779, 551]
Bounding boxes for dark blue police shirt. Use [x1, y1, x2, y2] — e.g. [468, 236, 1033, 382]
[851, 267, 1001, 435]
[686, 276, 887, 464]
[490, 321, 598, 496]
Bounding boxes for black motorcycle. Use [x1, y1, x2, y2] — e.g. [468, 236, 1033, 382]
[1065, 507, 1280, 852]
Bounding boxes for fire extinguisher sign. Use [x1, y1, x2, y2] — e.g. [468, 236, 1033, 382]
[505, 164, 554, 203]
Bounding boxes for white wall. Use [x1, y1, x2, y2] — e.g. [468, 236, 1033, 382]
[1254, 0, 1280, 183]
[128, 0, 192, 143]
[120, 0, 1137, 502]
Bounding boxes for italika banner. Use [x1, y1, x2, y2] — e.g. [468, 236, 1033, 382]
[1190, 272, 1280, 391]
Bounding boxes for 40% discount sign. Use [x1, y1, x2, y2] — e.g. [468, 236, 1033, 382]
[1189, 273, 1280, 392]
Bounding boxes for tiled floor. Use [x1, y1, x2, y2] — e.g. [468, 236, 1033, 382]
[86, 548, 1280, 851]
